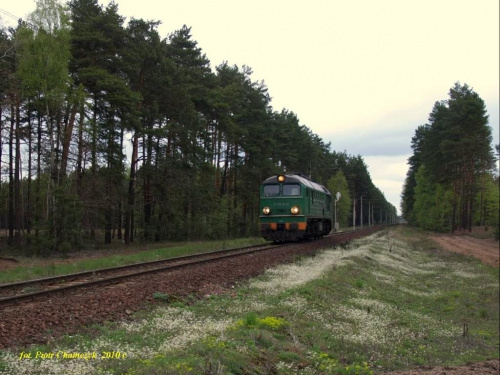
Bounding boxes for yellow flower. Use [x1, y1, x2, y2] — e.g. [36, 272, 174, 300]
[258, 316, 287, 329]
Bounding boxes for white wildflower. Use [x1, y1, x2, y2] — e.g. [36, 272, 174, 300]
[249, 247, 368, 294]
[399, 286, 438, 297]
[452, 270, 481, 279]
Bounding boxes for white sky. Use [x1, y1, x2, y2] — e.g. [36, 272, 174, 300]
[2, 0, 499, 214]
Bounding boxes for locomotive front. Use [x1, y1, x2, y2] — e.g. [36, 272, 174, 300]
[259, 174, 333, 242]
[259, 174, 308, 242]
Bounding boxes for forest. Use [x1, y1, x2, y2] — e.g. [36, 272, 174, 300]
[401, 82, 499, 237]
[0, 0, 396, 254]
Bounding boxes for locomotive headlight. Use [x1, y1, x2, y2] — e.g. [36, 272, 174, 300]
[262, 207, 271, 215]
[290, 206, 300, 215]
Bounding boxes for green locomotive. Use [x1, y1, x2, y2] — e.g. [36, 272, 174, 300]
[259, 174, 332, 241]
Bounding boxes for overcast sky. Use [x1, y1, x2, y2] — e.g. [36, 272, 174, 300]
[2, 0, 499, 214]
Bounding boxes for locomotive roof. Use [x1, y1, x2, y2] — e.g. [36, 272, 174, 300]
[261, 174, 331, 196]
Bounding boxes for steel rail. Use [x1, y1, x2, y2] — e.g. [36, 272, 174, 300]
[0, 243, 285, 307]
[0, 227, 369, 308]
[0, 243, 277, 292]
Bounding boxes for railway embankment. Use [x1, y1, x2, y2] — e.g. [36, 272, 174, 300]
[0, 226, 498, 374]
[0, 226, 381, 350]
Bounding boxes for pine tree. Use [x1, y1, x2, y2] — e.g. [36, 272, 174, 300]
[403, 82, 495, 232]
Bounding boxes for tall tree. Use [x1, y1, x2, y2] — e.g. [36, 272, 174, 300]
[70, 0, 139, 244]
[403, 82, 495, 232]
[401, 124, 430, 224]
[15, 0, 77, 251]
[444, 82, 493, 230]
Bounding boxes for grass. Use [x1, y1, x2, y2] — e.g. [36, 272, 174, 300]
[0, 227, 498, 374]
[0, 237, 267, 285]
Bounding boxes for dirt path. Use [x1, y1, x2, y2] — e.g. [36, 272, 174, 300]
[386, 359, 499, 375]
[430, 233, 499, 267]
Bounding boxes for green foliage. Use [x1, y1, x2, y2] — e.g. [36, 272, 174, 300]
[403, 83, 496, 232]
[16, 8, 71, 102]
[152, 292, 169, 302]
[474, 173, 499, 238]
[51, 180, 83, 250]
[414, 165, 452, 231]
[238, 312, 258, 327]
[308, 352, 373, 375]
[327, 170, 352, 228]
[354, 279, 364, 289]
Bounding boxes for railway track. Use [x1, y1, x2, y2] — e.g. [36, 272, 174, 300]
[0, 228, 365, 308]
[0, 243, 286, 308]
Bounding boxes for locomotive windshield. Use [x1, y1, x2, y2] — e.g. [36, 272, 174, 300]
[263, 184, 280, 196]
[283, 184, 301, 196]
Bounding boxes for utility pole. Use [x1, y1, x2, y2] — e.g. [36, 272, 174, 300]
[368, 200, 371, 227]
[360, 195, 363, 229]
[334, 192, 341, 231]
[352, 195, 356, 230]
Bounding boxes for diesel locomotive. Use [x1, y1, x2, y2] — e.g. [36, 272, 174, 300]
[259, 174, 332, 241]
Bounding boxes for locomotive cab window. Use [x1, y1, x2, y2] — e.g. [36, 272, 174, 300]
[283, 184, 301, 196]
[263, 184, 280, 196]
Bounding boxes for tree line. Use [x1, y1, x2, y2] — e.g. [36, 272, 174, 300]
[401, 82, 498, 237]
[0, 0, 396, 254]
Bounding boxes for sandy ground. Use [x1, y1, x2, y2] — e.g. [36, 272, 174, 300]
[430, 231, 499, 268]
[386, 359, 499, 375]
